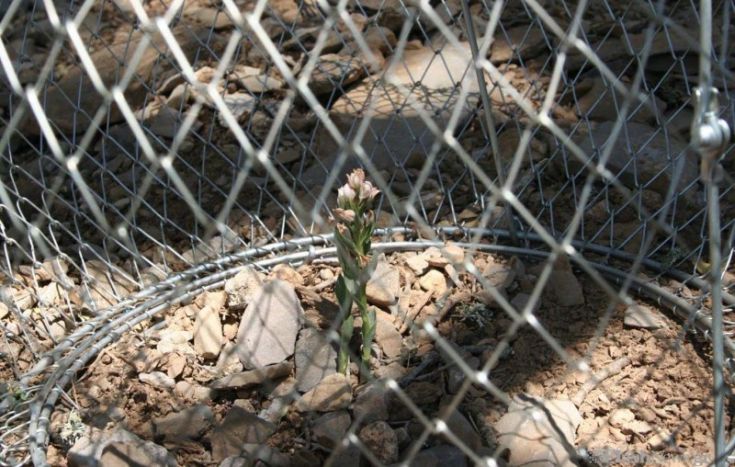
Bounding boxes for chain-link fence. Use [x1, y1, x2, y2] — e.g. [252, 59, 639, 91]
[1, 0, 734, 465]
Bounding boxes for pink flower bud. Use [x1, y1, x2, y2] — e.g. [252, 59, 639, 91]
[347, 168, 366, 190]
[337, 185, 357, 208]
[359, 181, 380, 201]
[333, 208, 356, 223]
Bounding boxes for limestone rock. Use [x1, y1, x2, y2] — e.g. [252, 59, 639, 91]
[546, 270, 585, 307]
[412, 445, 467, 467]
[312, 410, 351, 447]
[624, 304, 666, 330]
[235, 280, 303, 369]
[295, 373, 352, 412]
[359, 421, 399, 464]
[210, 407, 276, 463]
[193, 306, 223, 360]
[68, 427, 176, 467]
[210, 362, 293, 390]
[20, 26, 207, 137]
[225, 267, 264, 311]
[419, 270, 449, 297]
[294, 328, 337, 393]
[308, 43, 483, 184]
[366, 261, 401, 307]
[352, 382, 390, 424]
[374, 309, 402, 359]
[153, 405, 213, 440]
[494, 396, 581, 467]
[139, 371, 175, 390]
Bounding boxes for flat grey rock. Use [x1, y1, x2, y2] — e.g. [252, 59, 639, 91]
[295, 373, 352, 412]
[312, 410, 351, 447]
[235, 280, 303, 369]
[494, 395, 581, 467]
[624, 304, 666, 329]
[210, 407, 276, 463]
[306, 43, 484, 184]
[294, 328, 337, 393]
[210, 362, 293, 390]
[68, 427, 176, 467]
[366, 261, 401, 307]
[153, 405, 213, 440]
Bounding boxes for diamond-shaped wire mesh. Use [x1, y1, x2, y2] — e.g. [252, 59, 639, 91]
[1, 0, 734, 465]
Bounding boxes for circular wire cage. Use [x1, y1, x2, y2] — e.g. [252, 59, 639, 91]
[1, 0, 734, 465]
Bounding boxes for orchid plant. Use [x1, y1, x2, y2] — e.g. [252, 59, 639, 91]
[333, 169, 380, 377]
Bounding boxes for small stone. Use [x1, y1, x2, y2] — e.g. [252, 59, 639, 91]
[193, 306, 223, 359]
[225, 267, 264, 311]
[0, 302, 8, 319]
[443, 410, 482, 450]
[312, 410, 351, 447]
[352, 382, 390, 424]
[147, 105, 183, 138]
[419, 270, 449, 296]
[374, 362, 407, 380]
[215, 342, 244, 375]
[68, 427, 176, 467]
[294, 328, 337, 393]
[165, 352, 187, 379]
[295, 373, 352, 412]
[405, 381, 442, 406]
[412, 445, 467, 467]
[482, 259, 516, 290]
[624, 305, 666, 329]
[200, 291, 227, 311]
[375, 309, 402, 359]
[210, 407, 276, 462]
[219, 93, 256, 125]
[405, 254, 429, 275]
[366, 261, 401, 307]
[174, 381, 213, 402]
[210, 362, 293, 390]
[319, 269, 335, 280]
[153, 404, 213, 440]
[235, 280, 303, 369]
[236, 444, 290, 466]
[139, 372, 175, 390]
[238, 74, 284, 93]
[546, 270, 585, 307]
[622, 419, 653, 435]
[511, 293, 539, 314]
[442, 244, 465, 264]
[270, 264, 304, 286]
[359, 421, 398, 464]
[609, 408, 635, 429]
[494, 396, 582, 467]
[648, 428, 674, 450]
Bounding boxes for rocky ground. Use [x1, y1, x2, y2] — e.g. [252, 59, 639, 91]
[1, 0, 735, 465]
[0, 245, 725, 466]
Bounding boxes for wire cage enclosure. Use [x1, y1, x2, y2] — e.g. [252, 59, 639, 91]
[0, 0, 734, 465]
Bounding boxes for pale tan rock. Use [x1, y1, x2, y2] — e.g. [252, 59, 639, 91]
[366, 261, 400, 307]
[295, 373, 352, 412]
[419, 270, 448, 296]
[193, 306, 223, 360]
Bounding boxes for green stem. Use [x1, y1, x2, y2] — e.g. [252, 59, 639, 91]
[338, 313, 354, 374]
[357, 287, 375, 379]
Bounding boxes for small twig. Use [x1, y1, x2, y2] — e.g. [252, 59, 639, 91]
[572, 356, 631, 407]
[399, 352, 439, 388]
[308, 276, 338, 291]
[400, 290, 433, 334]
[435, 290, 472, 323]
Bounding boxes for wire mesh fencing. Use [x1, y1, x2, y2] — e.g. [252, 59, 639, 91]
[1, 0, 734, 465]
